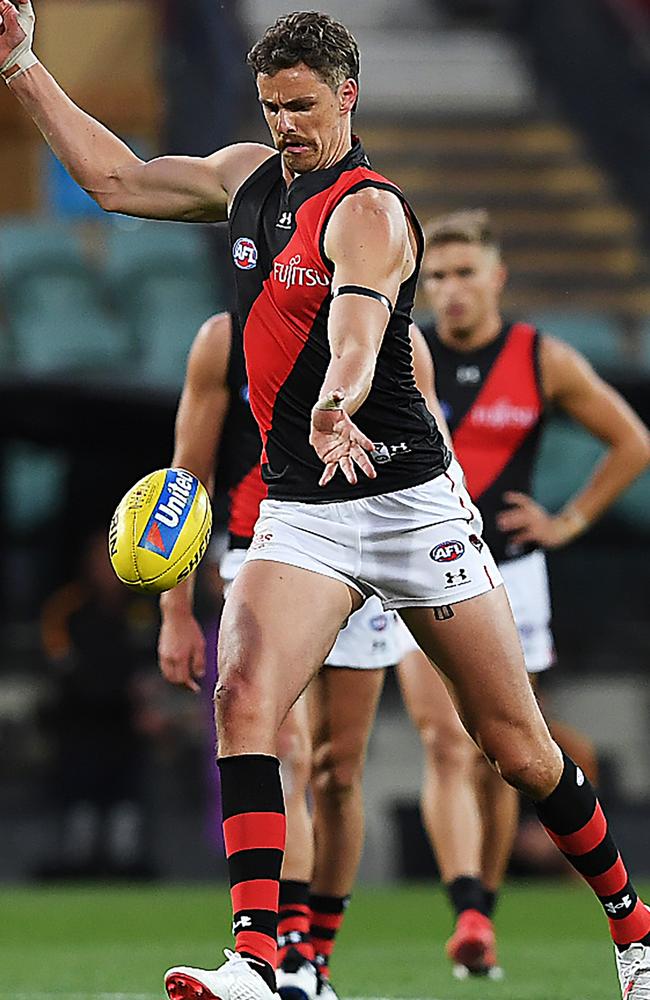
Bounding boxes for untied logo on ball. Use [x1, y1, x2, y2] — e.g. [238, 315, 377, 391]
[138, 469, 198, 560]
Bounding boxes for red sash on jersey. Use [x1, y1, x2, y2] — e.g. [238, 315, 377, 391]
[452, 323, 543, 500]
[229, 463, 267, 539]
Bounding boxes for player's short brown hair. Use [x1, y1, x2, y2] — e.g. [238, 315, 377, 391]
[247, 11, 360, 97]
[424, 210, 501, 254]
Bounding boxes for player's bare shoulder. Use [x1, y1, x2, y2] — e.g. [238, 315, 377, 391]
[207, 142, 277, 211]
[325, 186, 414, 275]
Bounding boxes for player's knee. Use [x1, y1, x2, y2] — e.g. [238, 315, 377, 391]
[486, 734, 561, 799]
[213, 671, 269, 732]
[278, 723, 312, 788]
[311, 740, 364, 805]
[419, 721, 476, 776]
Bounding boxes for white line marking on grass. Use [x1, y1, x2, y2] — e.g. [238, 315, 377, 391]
[3, 994, 157, 1000]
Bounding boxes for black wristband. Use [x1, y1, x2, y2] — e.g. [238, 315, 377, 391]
[332, 284, 393, 313]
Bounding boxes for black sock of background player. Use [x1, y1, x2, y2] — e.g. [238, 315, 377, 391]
[447, 876, 490, 918]
[484, 889, 499, 919]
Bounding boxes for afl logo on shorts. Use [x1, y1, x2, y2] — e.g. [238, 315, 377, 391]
[371, 614, 388, 631]
[233, 237, 258, 270]
[430, 539, 465, 563]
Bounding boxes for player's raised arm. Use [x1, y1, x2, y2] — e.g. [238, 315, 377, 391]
[0, 0, 272, 221]
[158, 313, 232, 691]
[310, 187, 415, 485]
[497, 335, 650, 548]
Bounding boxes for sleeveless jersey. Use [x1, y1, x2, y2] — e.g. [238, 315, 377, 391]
[216, 313, 266, 545]
[229, 138, 450, 502]
[422, 322, 545, 563]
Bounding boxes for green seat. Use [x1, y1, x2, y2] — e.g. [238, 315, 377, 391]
[128, 273, 221, 388]
[9, 271, 132, 375]
[534, 416, 650, 532]
[104, 218, 215, 285]
[527, 311, 625, 370]
[4, 441, 68, 534]
[533, 417, 605, 511]
[0, 219, 86, 282]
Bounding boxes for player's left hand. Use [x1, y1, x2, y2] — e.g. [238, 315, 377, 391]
[497, 490, 582, 548]
[310, 388, 377, 486]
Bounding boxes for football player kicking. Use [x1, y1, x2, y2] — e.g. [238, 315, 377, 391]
[158, 312, 440, 1000]
[397, 209, 650, 978]
[4, 6, 650, 999]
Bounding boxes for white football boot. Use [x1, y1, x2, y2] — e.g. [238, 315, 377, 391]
[276, 948, 318, 1000]
[615, 941, 650, 999]
[316, 975, 340, 1000]
[165, 950, 278, 1000]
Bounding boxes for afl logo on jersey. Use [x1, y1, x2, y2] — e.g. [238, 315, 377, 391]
[233, 237, 258, 270]
[430, 540, 465, 563]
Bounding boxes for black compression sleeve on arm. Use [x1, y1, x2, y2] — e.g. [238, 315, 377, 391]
[331, 284, 393, 313]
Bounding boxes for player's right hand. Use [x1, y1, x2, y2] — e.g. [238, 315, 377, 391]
[311, 390, 377, 486]
[0, 0, 36, 82]
[158, 610, 207, 693]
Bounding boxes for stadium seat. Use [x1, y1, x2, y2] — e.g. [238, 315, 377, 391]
[534, 416, 650, 532]
[127, 273, 221, 388]
[533, 416, 605, 511]
[638, 317, 650, 372]
[526, 311, 626, 370]
[104, 218, 216, 286]
[8, 271, 132, 375]
[0, 219, 87, 282]
[4, 441, 68, 534]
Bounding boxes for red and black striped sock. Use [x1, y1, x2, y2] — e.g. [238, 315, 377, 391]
[219, 754, 286, 990]
[535, 753, 650, 949]
[277, 880, 314, 966]
[310, 894, 350, 980]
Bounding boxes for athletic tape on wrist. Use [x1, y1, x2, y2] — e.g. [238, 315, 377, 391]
[2, 51, 37, 83]
[1, 0, 37, 83]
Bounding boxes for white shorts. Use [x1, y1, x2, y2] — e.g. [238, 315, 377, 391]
[246, 458, 502, 611]
[219, 547, 400, 669]
[397, 548, 555, 674]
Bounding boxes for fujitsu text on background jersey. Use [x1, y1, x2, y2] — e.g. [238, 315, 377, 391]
[422, 321, 545, 563]
[228, 139, 450, 503]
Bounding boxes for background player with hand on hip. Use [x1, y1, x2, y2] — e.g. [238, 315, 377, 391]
[398, 209, 650, 978]
[3, 6, 650, 999]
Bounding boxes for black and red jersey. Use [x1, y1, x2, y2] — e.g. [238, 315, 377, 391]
[229, 139, 450, 502]
[422, 321, 545, 563]
[216, 313, 266, 544]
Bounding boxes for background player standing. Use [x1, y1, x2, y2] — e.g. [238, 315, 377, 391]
[3, 7, 650, 1000]
[398, 209, 650, 977]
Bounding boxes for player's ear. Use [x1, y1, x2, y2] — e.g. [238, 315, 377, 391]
[338, 78, 358, 115]
[495, 261, 508, 294]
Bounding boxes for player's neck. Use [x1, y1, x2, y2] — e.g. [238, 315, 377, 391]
[437, 313, 503, 353]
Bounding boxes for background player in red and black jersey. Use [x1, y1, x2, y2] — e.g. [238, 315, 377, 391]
[397, 210, 650, 977]
[6, 7, 650, 999]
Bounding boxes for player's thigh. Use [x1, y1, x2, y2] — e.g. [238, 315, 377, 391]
[397, 648, 472, 750]
[218, 559, 359, 724]
[309, 666, 385, 782]
[400, 586, 552, 759]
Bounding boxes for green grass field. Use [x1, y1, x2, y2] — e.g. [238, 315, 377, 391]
[2, 880, 640, 1000]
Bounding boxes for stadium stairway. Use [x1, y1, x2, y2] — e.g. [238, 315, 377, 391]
[359, 114, 650, 323]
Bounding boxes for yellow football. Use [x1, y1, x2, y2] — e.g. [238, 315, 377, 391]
[108, 468, 212, 593]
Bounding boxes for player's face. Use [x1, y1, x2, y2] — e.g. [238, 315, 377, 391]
[257, 63, 357, 175]
[421, 242, 506, 338]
